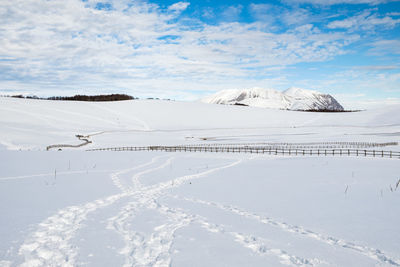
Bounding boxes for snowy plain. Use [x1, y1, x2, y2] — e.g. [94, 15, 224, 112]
[0, 97, 399, 267]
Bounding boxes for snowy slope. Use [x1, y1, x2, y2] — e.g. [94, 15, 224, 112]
[201, 87, 344, 111]
[201, 88, 292, 109]
[0, 97, 400, 267]
[284, 87, 344, 111]
[0, 96, 399, 150]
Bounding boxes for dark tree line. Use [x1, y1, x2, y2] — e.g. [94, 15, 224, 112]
[296, 109, 361, 113]
[9, 94, 137, 102]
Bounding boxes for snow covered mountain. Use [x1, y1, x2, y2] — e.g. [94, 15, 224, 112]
[202, 87, 344, 111]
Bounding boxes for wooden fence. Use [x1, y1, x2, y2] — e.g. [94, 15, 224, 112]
[87, 145, 400, 159]
[46, 136, 91, 150]
[174, 141, 398, 148]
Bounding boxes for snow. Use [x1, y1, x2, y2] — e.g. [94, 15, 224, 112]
[201, 87, 292, 109]
[0, 96, 399, 266]
[201, 87, 344, 111]
[0, 97, 399, 151]
[283, 87, 321, 98]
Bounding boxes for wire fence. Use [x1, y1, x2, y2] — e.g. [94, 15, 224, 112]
[87, 145, 400, 159]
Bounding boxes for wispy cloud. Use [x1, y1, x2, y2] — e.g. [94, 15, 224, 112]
[249, 3, 312, 27]
[201, 7, 215, 19]
[327, 10, 400, 31]
[284, 0, 399, 5]
[248, 3, 275, 23]
[354, 65, 398, 70]
[220, 5, 243, 22]
[368, 39, 400, 55]
[168, 2, 190, 12]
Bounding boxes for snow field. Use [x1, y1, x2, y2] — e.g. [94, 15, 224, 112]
[1, 97, 400, 151]
[0, 97, 399, 266]
[0, 150, 399, 266]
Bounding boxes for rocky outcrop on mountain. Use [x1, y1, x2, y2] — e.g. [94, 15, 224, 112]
[201, 87, 344, 111]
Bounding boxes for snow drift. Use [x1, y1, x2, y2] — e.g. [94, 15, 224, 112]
[201, 87, 344, 111]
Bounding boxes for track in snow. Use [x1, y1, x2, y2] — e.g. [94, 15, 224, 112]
[16, 154, 400, 267]
[176, 196, 400, 267]
[18, 156, 167, 267]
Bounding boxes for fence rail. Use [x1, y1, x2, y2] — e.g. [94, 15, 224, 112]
[46, 136, 91, 150]
[87, 145, 400, 159]
[174, 141, 398, 148]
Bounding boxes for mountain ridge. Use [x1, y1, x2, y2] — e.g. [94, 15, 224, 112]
[201, 87, 344, 111]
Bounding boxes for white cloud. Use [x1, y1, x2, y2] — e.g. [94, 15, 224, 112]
[202, 7, 215, 19]
[168, 2, 190, 12]
[0, 0, 360, 98]
[368, 39, 400, 55]
[336, 96, 400, 109]
[249, 3, 274, 22]
[284, 0, 399, 5]
[220, 5, 243, 22]
[249, 3, 312, 27]
[291, 68, 400, 109]
[355, 65, 398, 70]
[327, 10, 400, 31]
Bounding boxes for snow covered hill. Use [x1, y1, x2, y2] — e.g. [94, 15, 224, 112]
[0, 97, 400, 267]
[0, 96, 398, 151]
[201, 87, 344, 111]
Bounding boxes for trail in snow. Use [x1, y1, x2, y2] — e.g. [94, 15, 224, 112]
[18, 155, 240, 266]
[17, 153, 400, 267]
[177, 196, 400, 266]
[108, 199, 193, 267]
[130, 157, 175, 191]
[18, 156, 165, 267]
[111, 156, 166, 193]
[0, 156, 167, 183]
[0, 169, 114, 182]
[106, 155, 324, 267]
[19, 193, 126, 267]
[108, 158, 243, 266]
[157, 204, 323, 266]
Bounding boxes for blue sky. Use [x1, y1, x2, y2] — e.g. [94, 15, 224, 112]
[0, 0, 399, 108]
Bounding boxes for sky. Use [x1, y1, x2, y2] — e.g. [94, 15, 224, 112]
[0, 0, 399, 108]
